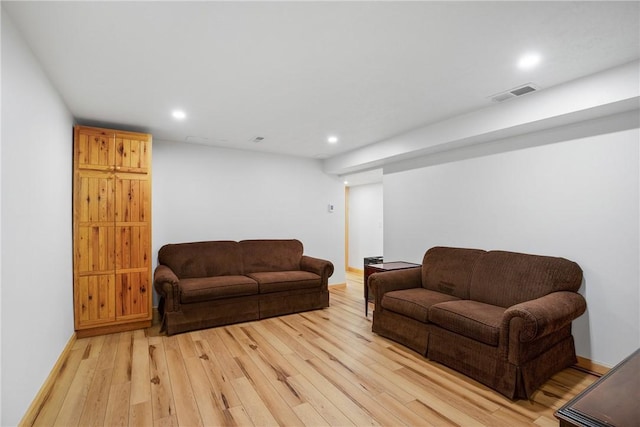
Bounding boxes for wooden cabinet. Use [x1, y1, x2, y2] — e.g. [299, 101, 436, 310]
[73, 125, 152, 337]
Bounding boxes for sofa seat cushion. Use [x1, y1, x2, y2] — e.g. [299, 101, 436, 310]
[180, 276, 258, 303]
[247, 271, 321, 294]
[429, 300, 505, 346]
[381, 288, 460, 323]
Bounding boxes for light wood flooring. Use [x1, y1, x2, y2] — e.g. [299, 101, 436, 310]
[28, 273, 598, 426]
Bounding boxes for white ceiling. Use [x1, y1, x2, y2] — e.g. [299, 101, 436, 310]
[4, 1, 639, 160]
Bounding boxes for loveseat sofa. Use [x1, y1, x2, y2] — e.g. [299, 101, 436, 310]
[154, 239, 334, 335]
[371, 246, 586, 399]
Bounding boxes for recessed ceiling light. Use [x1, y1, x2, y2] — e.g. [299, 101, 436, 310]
[517, 53, 541, 70]
[172, 110, 186, 120]
[327, 136, 338, 144]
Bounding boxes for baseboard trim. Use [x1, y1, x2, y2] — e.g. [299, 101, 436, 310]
[20, 332, 77, 427]
[346, 267, 364, 275]
[329, 282, 347, 289]
[575, 355, 610, 377]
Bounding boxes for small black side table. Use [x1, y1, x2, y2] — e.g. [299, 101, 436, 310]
[363, 261, 420, 316]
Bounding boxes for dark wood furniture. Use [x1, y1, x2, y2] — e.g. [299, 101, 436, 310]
[555, 348, 639, 427]
[364, 261, 420, 316]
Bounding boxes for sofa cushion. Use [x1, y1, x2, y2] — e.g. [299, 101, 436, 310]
[247, 271, 321, 294]
[422, 247, 486, 299]
[158, 241, 244, 279]
[470, 250, 583, 308]
[381, 288, 460, 323]
[180, 275, 258, 303]
[240, 239, 303, 273]
[429, 300, 505, 346]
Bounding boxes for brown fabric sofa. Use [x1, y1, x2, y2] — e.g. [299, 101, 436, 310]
[154, 239, 334, 335]
[371, 246, 586, 399]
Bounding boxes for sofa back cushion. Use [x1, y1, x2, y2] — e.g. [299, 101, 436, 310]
[240, 239, 303, 273]
[422, 247, 486, 299]
[470, 250, 583, 307]
[158, 241, 244, 279]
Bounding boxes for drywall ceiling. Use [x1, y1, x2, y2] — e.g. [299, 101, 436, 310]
[3, 1, 639, 160]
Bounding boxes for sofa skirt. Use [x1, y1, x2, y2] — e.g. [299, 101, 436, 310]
[163, 295, 260, 336]
[372, 309, 430, 355]
[427, 324, 577, 399]
[259, 289, 329, 319]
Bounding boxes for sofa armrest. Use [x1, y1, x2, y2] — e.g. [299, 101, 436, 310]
[153, 265, 181, 312]
[371, 267, 422, 308]
[501, 291, 587, 344]
[300, 255, 334, 282]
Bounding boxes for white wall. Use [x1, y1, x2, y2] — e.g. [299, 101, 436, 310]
[383, 111, 639, 368]
[348, 183, 383, 269]
[152, 140, 346, 290]
[1, 10, 75, 426]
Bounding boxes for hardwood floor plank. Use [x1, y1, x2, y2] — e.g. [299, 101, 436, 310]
[311, 336, 416, 403]
[285, 352, 385, 426]
[234, 354, 305, 427]
[28, 276, 598, 427]
[231, 376, 280, 427]
[190, 332, 243, 411]
[129, 330, 151, 407]
[375, 392, 433, 426]
[78, 334, 120, 426]
[291, 402, 330, 426]
[405, 399, 459, 426]
[52, 356, 98, 427]
[396, 366, 517, 427]
[32, 339, 89, 427]
[112, 332, 134, 385]
[147, 336, 176, 424]
[202, 328, 247, 380]
[104, 382, 130, 427]
[261, 318, 316, 361]
[230, 326, 305, 408]
[286, 373, 356, 426]
[302, 356, 409, 426]
[128, 401, 152, 427]
[163, 335, 203, 427]
[182, 355, 228, 426]
[370, 361, 489, 426]
[226, 405, 255, 427]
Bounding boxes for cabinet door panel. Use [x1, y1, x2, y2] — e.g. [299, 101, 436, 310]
[76, 275, 116, 326]
[115, 133, 150, 173]
[116, 272, 150, 319]
[77, 226, 115, 274]
[77, 173, 114, 223]
[115, 176, 150, 223]
[115, 225, 150, 270]
[76, 129, 115, 171]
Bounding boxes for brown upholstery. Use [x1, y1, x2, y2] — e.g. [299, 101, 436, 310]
[247, 271, 321, 294]
[158, 241, 243, 278]
[240, 239, 303, 273]
[422, 246, 485, 299]
[371, 246, 586, 400]
[179, 276, 258, 303]
[469, 250, 583, 307]
[154, 239, 333, 335]
[429, 300, 505, 346]
[381, 288, 459, 323]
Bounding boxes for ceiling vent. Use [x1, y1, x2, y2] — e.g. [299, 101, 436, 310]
[490, 83, 539, 103]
